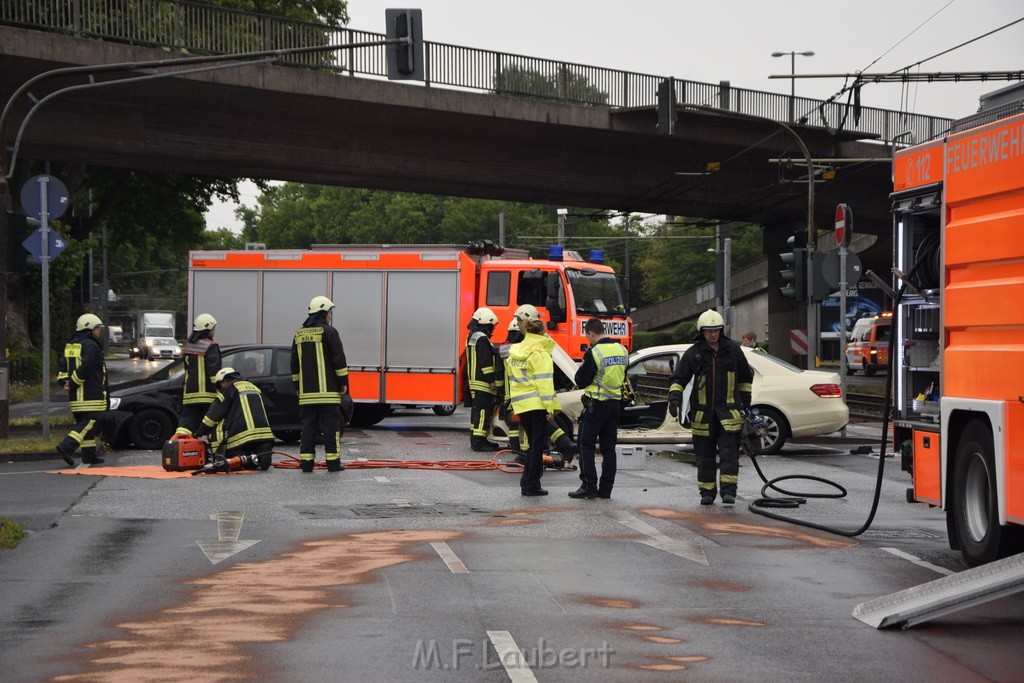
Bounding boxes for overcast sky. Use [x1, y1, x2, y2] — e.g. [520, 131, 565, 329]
[205, 0, 1023, 231]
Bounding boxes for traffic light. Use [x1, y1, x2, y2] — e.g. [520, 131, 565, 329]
[656, 78, 675, 135]
[385, 9, 424, 81]
[779, 231, 807, 304]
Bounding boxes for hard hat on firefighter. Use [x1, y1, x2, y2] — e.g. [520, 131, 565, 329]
[471, 307, 499, 325]
[508, 319, 520, 331]
[513, 304, 541, 323]
[76, 313, 103, 331]
[193, 313, 217, 332]
[214, 367, 240, 384]
[308, 296, 335, 314]
[697, 309, 725, 331]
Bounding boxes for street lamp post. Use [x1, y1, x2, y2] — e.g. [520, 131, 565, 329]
[771, 50, 814, 122]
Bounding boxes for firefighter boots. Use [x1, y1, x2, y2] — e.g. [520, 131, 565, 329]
[471, 436, 500, 452]
[568, 486, 598, 499]
[300, 459, 314, 473]
[57, 441, 75, 468]
[326, 459, 345, 472]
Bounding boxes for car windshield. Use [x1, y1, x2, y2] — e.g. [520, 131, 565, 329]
[153, 338, 177, 346]
[566, 269, 625, 316]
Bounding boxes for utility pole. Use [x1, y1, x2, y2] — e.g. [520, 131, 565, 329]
[556, 208, 567, 247]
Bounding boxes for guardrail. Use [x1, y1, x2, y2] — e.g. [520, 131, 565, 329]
[0, 0, 952, 143]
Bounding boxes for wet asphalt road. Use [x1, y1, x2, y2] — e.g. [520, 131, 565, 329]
[2, 398, 1023, 680]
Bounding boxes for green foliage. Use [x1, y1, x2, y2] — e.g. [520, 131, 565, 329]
[241, 184, 620, 256]
[633, 330, 676, 350]
[634, 221, 763, 304]
[205, 0, 349, 27]
[498, 65, 609, 105]
[0, 518, 27, 550]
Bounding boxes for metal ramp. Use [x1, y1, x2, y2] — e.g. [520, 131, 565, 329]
[853, 553, 1024, 629]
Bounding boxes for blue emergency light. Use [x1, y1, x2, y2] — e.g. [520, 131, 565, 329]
[548, 245, 564, 261]
[589, 249, 605, 264]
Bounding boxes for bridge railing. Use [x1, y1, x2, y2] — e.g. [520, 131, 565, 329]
[1, 0, 952, 143]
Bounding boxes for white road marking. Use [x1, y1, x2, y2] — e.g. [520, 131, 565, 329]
[393, 499, 412, 507]
[881, 547, 956, 576]
[374, 475, 391, 483]
[196, 510, 260, 564]
[486, 630, 539, 683]
[607, 510, 708, 565]
[430, 541, 469, 573]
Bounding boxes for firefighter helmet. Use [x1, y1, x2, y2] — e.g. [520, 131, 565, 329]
[697, 309, 725, 331]
[508, 319, 520, 331]
[513, 304, 541, 323]
[214, 367, 240, 384]
[76, 313, 103, 331]
[308, 296, 335, 314]
[471, 307, 499, 325]
[193, 313, 217, 332]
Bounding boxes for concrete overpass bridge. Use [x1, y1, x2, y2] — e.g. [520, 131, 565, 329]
[0, 0, 953, 355]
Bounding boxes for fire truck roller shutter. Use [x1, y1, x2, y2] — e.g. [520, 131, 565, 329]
[190, 270, 259, 345]
[263, 271, 330, 346]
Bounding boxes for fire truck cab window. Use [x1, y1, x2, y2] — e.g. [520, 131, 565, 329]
[517, 269, 546, 307]
[485, 271, 511, 307]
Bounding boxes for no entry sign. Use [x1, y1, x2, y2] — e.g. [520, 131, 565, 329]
[835, 203, 852, 247]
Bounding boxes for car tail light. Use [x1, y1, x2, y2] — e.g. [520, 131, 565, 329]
[810, 383, 843, 398]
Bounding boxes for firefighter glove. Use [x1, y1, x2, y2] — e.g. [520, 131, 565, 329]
[668, 398, 680, 418]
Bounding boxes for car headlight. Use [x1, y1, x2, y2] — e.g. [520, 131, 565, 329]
[109, 397, 121, 410]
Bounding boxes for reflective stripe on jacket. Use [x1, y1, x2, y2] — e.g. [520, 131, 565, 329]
[182, 337, 221, 405]
[291, 316, 349, 406]
[467, 330, 497, 395]
[667, 336, 753, 435]
[576, 338, 628, 401]
[201, 380, 275, 450]
[57, 331, 108, 413]
[506, 332, 558, 414]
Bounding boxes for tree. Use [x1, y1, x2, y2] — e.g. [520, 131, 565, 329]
[634, 220, 763, 304]
[497, 65, 609, 105]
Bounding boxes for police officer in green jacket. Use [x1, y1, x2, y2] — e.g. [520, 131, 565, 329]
[56, 313, 110, 467]
[570, 317, 628, 499]
[291, 296, 349, 473]
[507, 316, 558, 496]
[668, 310, 753, 506]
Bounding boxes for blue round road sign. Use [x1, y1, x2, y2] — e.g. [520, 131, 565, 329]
[20, 175, 70, 221]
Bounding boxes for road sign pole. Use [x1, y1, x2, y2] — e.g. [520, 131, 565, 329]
[39, 175, 52, 440]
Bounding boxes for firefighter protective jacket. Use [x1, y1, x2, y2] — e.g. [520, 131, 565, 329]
[57, 330, 108, 413]
[507, 332, 558, 415]
[199, 380, 275, 451]
[291, 313, 349, 406]
[182, 333, 221, 406]
[575, 337, 628, 402]
[466, 322, 498, 396]
[667, 334, 753, 436]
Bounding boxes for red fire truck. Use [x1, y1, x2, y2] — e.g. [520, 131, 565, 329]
[188, 242, 631, 425]
[893, 99, 1024, 566]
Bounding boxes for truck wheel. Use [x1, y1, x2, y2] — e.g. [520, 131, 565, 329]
[432, 404, 457, 416]
[952, 420, 1023, 566]
[752, 406, 788, 454]
[128, 408, 174, 450]
[350, 403, 391, 427]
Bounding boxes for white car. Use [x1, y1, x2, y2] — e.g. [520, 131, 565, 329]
[148, 337, 182, 360]
[492, 343, 849, 454]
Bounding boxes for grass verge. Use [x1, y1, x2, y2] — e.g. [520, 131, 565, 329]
[0, 435, 64, 453]
[0, 518, 27, 549]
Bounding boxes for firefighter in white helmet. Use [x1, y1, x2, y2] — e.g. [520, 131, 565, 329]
[291, 296, 349, 472]
[667, 309, 753, 506]
[466, 307, 501, 451]
[177, 313, 222, 437]
[194, 367, 275, 470]
[55, 313, 110, 467]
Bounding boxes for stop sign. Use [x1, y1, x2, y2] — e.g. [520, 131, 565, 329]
[835, 203, 852, 247]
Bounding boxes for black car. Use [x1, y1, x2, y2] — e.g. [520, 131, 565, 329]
[108, 345, 302, 449]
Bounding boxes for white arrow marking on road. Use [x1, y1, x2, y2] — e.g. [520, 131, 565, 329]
[881, 547, 956, 576]
[196, 510, 260, 565]
[607, 510, 708, 566]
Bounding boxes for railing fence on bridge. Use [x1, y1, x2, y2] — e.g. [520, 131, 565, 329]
[1, 0, 951, 144]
